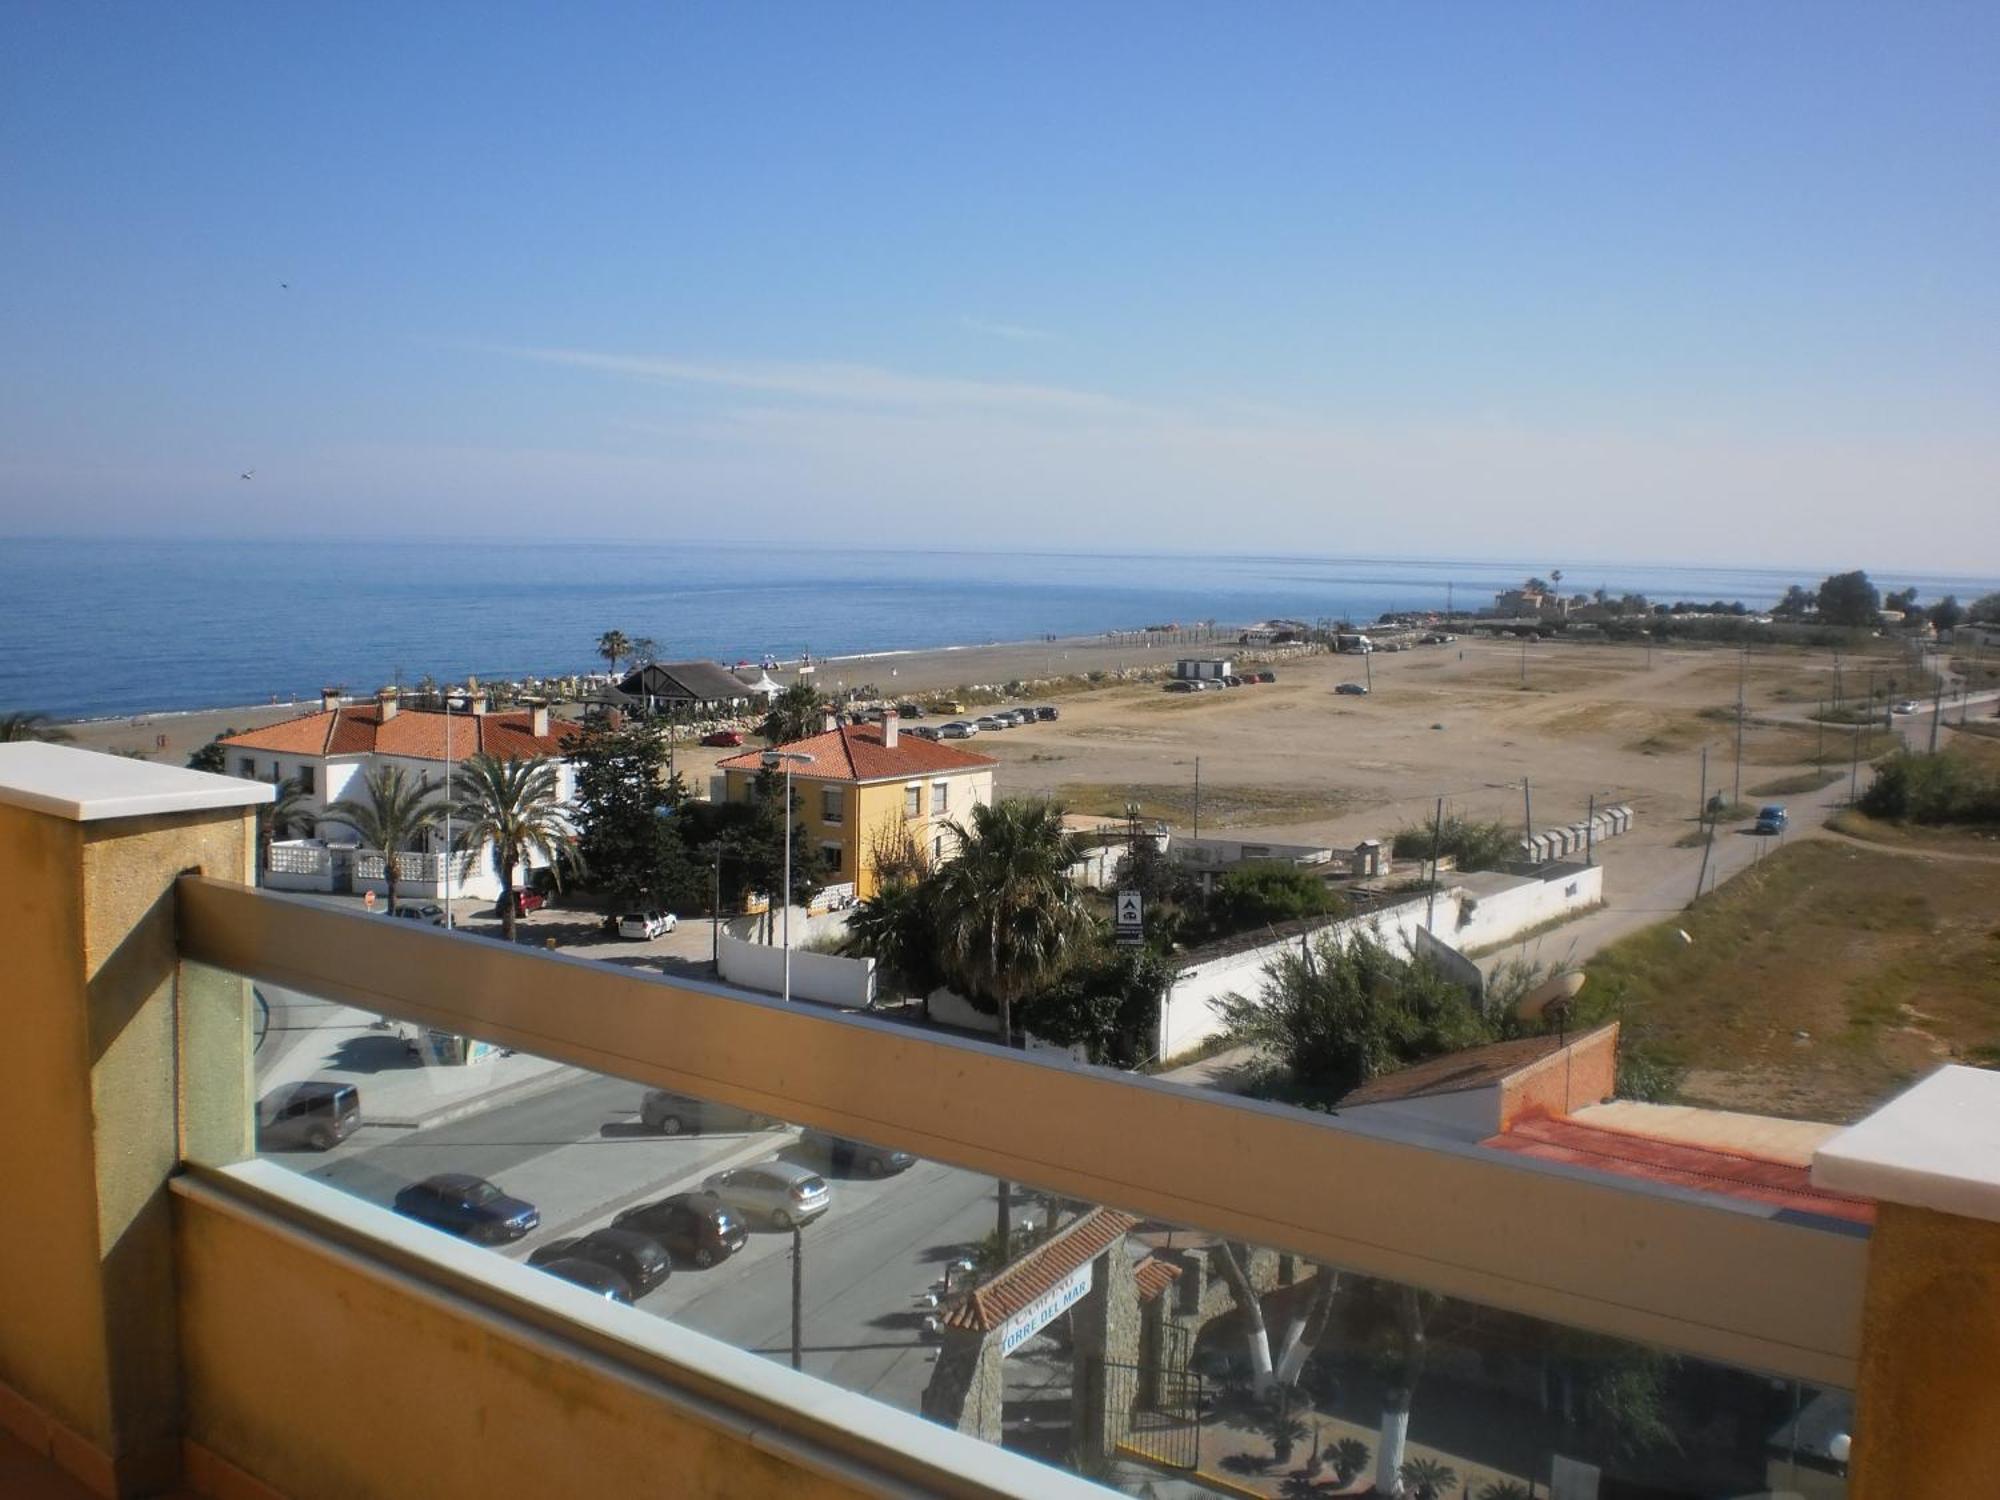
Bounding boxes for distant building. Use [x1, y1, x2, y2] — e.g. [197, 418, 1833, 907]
[614, 660, 759, 714]
[1493, 587, 1570, 619]
[714, 713, 996, 899]
[1173, 657, 1234, 680]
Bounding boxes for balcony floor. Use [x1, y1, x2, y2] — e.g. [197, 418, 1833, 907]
[0, 1426, 199, 1500]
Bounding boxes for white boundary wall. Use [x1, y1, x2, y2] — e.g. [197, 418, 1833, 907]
[1442, 864, 1603, 953]
[717, 934, 877, 1007]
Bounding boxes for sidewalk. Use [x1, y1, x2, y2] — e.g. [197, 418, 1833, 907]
[255, 986, 577, 1129]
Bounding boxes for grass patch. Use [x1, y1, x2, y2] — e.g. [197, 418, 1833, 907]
[1747, 770, 1844, 797]
[1463, 902, 1606, 960]
[1580, 841, 2000, 1122]
[1052, 780, 1362, 829]
[1828, 807, 2000, 854]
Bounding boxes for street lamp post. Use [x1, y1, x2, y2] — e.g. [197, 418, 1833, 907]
[762, 750, 815, 1002]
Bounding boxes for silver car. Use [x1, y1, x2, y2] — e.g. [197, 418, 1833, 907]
[700, 1160, 831, 1229]
[939, 720, 978, 739]
[974, 714, 1010, 731]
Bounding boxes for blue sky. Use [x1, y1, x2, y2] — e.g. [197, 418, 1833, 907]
[3, 2, 1996, 567]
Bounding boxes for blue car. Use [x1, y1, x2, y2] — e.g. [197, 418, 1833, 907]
[1754, 805, 1789, 835]
[393, 1173, 540, 1244]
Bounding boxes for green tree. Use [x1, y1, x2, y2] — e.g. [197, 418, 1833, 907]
[1031, 943, 1170, 1067]
[1478, 1484, 1533, 1500]
[1773, 583, 1815, 618]
[1328, 1438, 1372, 1486]
[760, 680, 827, 744]
[256, 776, 317, 878]
[0, 711, 72, 743]
[630, 635, 658, 665]
[845, 877, 946, 1002]
[596, 630, 631, 677]
[186, 733, 238, 772]
[1203, 863, 1341, 939]
[1398, 1457, 1457, 1500]
[1932, 594, 1965, 632]
[570, 719, 696, 909]
[1216, 929, 1491, 1101]
[931, 798, 1090, 1243]
[1969, 591, 2000, 625]
[452, 753, 580, 941]
[324, 765, 447, 917]
[1815, 570, 1880, 628]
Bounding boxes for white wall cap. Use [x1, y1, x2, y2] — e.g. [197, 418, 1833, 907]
[0, 742, 275, 822]
[1812, 1065, 2000, 1221]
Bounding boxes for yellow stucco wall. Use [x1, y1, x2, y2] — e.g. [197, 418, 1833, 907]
[1848, 1201, 2000, 1498]
[721, 767, 992, 901]
[0, 799, 254, 1483]
[175, 1193, 877, 1500]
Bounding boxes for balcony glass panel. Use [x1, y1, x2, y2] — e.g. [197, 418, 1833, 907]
[202, 963, 1853, 1498]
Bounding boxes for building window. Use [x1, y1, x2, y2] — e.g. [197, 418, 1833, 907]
[932, 779, 949, 813]
[238, 757, 256, 778]
[822, 842, 844, 875]
[821, 786, 844, 824]
[934, 834, 945, 860]
[905, 783, 921, 818]
[297, 764, 316, 794]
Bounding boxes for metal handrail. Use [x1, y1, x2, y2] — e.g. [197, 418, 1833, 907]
[178, 874, 1866, 1387]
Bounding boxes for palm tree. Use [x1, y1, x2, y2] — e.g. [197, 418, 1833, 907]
[1477, 1481, 1532, 1500]
[256, 776, 317, 878]
[1328, 1438, 1371, 1486]
[1398, 1456, 1457, 1500]
[930, 798, 1089, 1243]
[630, 636, 658, 665]
[0, 710, 72, 743]
[452, 753, 579, 941]
[325, 765, 447, 916]
[597, 630, 631, 679]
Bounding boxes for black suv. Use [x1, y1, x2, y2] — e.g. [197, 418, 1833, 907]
[613, 1192, 749, 1268]
[529, 1229, 671, 1295]
[256, 1081, 361, 1152]
[796, 1127, 916, 1179]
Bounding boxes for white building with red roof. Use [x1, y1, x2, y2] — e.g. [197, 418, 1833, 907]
[217, 688, 583, 903]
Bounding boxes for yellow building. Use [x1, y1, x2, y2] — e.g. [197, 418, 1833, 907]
[715, 715, 995, 899]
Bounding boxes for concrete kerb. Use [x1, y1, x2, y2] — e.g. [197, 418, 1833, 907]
[367, 1059, 585, 1130]
[515, 1126, 800, 1249]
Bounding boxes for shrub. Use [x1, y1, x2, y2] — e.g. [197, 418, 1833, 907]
[1861, 751, 2000, 826]
[1393, 815, 1518, 871]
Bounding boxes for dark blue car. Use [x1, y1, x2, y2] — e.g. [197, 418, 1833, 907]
[393, 1173, 539, 1244]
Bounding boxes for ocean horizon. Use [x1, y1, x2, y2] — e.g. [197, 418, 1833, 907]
[3, 537, 1994, 722]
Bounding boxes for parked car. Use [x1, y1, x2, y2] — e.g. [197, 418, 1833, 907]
[1222, 674, 1243, 687]
[1755, 805, 1789, 835]
[893, 702, 926, 719]
[701, 1161, 831, 1229]
[700, 729, 745, 747]
[639, 1089, 774, 1136]
[392, 1174, 539, 1243]
[930, 699, 967, 715]
[1035, 705, 1060, 721]
[1892, 699, 1919, 715]
[256, 1080, 360, 1152]
[613, 1191, 749, 1268]
[1257, 670, 1277, 683]
[974, 714, 1010, 732]
[617, 910, 677, 940]
[528, 1229, 671, 1295]
[393, 902, 443, 922]
[494, 889, 548, 917]
[1009, 707, 1041, 725]
[939, 720, 978, 739]
[796, 1127, 915, 1178]
[1335, 682, 1370, 696]
[1163, 680, 1198, 694]
[535, 1257, 633, 1303]
[905, 723, 941, 740]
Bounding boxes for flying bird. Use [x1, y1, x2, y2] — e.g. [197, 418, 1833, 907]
[239, 469, 255, 480]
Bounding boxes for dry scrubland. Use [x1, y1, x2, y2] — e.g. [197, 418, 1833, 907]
[1583, 841, 2000, 1123]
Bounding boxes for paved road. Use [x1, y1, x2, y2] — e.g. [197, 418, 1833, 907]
[262, 1042, 1011, 1414]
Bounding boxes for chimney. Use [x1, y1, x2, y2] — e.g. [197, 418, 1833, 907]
[822, 709, 840, 734]
[469, 691, 489, 717]
[882, 708, 899, 748]
[320, 687, 342, 713]
[376, 687, 399, 721]
[527, 698, 550, 737]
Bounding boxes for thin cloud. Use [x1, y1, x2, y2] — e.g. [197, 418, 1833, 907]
[959, 316, 1056, 343]
[504, 346, 1129, 416]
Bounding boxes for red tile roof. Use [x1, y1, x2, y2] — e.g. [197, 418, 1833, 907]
[939, 1208, 1137, 1333]
[1134, 1255, 1184, 1304]
[715, 722, 996, 784]
[1483, 1116, 1875, 1225]
[219, 706, 581, 763]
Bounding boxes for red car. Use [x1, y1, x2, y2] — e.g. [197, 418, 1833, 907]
[701, 730, 745, 748]
[494, 890, 549, 917]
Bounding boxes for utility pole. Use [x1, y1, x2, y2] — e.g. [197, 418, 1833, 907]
[1733, 646, 1746, 806]
[1850, 724, 1862, 803]
[1816, 700, 1825, 774]
[1520, 636, 1528, 689]
[1192, 756, 1201, 840]
[708, 842, 725, 971]
[1364, 647, 1374, 690]
[1930, 676, 1944, 755]
[1424, 796, 1444, 931]
[1698, 744, 1709, 823]
[790, 1225, 804, 1371]
[1522, 777, 1533, 842]
[1586, 792, 1597, 867]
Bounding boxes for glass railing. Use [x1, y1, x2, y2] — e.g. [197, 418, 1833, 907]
[201, 959, 1854, 1498]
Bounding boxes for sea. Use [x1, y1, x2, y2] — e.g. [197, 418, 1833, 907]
[3, 537, 1995, 722]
